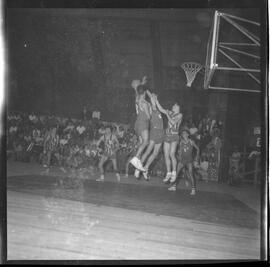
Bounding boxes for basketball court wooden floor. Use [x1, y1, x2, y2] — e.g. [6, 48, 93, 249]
[7, 174, 261, 260]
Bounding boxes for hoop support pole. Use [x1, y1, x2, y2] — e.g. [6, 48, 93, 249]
[218, 48, 261, 84]
[216, 66, 260, 72]
[221, 15, 260, 46]
[221, 13, 260, 26]
[222, 15, 260, 42]
[219, 44, 260, 59]
[210, 11, 220, 69]
[219, 42, 258, 46]
[208, 86, 260, 93]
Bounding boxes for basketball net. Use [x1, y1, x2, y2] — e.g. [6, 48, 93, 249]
[181, 62, 202, 87]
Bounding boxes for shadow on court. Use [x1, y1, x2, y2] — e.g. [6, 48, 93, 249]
[7, 175, 259, 229]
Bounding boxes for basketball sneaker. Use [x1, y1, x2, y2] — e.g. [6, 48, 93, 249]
[168, 185, 176, 191]
[142, 170, 150, 181]
[134, 169, 140, 179]
[163, 172, 172, 183]
[190, 188, 196, 195]
[170, 171, 177, 183]
[129, 157, 146, 172]
[96, 174, 104, 182]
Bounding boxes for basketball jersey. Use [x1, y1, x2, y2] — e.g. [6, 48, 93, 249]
[180, 139, 193, 154]
[166, 112, 181, 135]
[136, 99, 149, 121]
[179, 139, 193, 163]
[45, 134, 59, 151]
[150, 109, 163, 130]
[104, 134, 117, 156]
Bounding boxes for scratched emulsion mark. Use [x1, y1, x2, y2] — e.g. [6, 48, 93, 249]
[42, 177, 100, 240]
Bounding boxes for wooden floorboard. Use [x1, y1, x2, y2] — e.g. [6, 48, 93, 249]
[7, 191, 260, 260]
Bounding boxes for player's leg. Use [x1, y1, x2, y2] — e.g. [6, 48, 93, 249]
[112, 158, 121, 182]
[168, 162, 184, 191]
[144, 142, 162, 171]
[135, 129, 149, 160]
[141, 140, 155, 166]
[44, 150, 51, 174]
[130, 130, 149, 172]
[125, 155, 132, 177]
[136, 140, 155, 179]
[163, 142, 172, 182]
[96, 155, 108, 181]
[187, 162, 196, 195]
[169, 141, 178, 183]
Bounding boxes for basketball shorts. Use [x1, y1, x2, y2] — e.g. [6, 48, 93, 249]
[134, 118, 149, 136]
[150, 128, 164, 144]
[164, 134, 179, 143]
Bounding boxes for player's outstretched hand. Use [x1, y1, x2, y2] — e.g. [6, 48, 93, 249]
[131, 79, 141, 89]
[141, 76, 147, 85]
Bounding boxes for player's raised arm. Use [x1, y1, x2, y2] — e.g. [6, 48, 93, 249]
[141, 100, 151, 120]
[113, 133, 120, 149]
[155, 96, 168, 115]
[192, 140, 200, 160]
[96, 135, 104, 147]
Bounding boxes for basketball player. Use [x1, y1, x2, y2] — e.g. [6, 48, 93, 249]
[42, 125, 59, 174]
[129, 77, 151, 172]
[125, 133, 139, 177]
[168, 127, 199, 195]
[96, 126, 121, 182]
[155, 97, 182, 183]
[134, 91, 164, 180]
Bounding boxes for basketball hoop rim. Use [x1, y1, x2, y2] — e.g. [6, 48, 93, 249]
[181, 62, 203, 69]
[181, 62, 203, 87]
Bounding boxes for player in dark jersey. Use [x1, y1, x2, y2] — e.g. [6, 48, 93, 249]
[134, 91, 164, 180]
[96, 126, 121, 182]
[129, 77, 151, 172]
[168, 127, 199, 195]
[155, 97, 183, 184]
[42, 125, 59, 174]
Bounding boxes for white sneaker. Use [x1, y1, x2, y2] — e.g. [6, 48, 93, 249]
[168, 185, 176, 191]
[130, 157, 146, 172]
[134, 169, 140, 179]
[170, 172, 177, 183]
[116, 173, 121, 182]
[163, 172, 172, 183]
[190, 188, 196, 195]
[129, 156, 139, 168]
[96, 175, 104, 182]
[142, 170, 150, 181]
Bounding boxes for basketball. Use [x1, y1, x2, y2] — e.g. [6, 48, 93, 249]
[131, 79, 141, 89]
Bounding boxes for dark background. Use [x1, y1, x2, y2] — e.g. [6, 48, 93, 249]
[5, 7, 262, 150]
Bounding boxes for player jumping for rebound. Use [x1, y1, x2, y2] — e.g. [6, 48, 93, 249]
[129, 77, 151, 173]
[134, 91, 164, 180]
[155, 97, 182, 184]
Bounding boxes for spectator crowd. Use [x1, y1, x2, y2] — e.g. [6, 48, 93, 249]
[7, 110, 223, 181]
